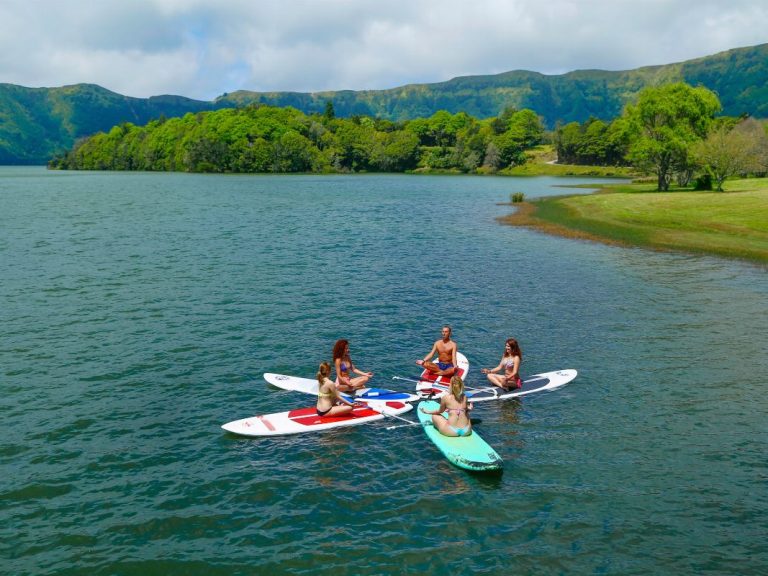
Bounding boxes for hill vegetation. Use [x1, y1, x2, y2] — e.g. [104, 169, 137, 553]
[49, 105, 544, 174]
[2, 43, 768, 164]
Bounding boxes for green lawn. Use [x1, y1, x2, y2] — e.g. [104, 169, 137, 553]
[506, 178, 768, 263]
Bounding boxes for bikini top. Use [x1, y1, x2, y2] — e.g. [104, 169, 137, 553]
[317, 379, 335, 398]
[446, 396, 469, 415]
[504, 356, 518, 369]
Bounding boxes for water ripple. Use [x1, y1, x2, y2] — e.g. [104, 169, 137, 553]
[1, 169, 767, 575]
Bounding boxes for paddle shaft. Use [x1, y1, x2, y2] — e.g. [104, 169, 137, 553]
[393, 375, 492, 394]
[356, 400, 415, 426]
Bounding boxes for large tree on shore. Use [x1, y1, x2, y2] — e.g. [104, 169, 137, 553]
[624, 83, 721, 191]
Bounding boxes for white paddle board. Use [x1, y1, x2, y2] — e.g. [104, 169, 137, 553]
[417, 369, 577, 402]
[222, 401, 413, 437]
[264, 372, 420, 403]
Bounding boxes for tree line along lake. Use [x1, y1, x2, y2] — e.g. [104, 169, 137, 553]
[1, 167, 766, 575]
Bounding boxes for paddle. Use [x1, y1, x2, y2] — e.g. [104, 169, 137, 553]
[354, 399, 416, 427]
[393, 375, 497, 395]
[385, 420, 422, 431]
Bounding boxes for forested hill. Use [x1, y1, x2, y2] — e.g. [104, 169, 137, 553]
[0, 84, 220, 164]
[2, 43, 768, 164]
[217, 44, 768, 122]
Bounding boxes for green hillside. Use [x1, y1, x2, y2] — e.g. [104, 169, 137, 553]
[2, 43, 767, 164]
[0, 84, 217, 164]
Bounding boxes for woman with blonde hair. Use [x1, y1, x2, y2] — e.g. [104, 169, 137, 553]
[316, 362, 356, 417]
[482, 338, 522, 391]
[419, 375, 472, 437]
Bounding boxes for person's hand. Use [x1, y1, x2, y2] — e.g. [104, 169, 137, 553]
[481, 368, 489, 374]
[416, 359, 424, 366]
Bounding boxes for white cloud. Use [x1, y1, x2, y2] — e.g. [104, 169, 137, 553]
[0, 0, 766, 99]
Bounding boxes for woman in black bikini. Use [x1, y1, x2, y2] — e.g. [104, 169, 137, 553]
[332, 339, 373, 392]
[316, 362, 356, 417]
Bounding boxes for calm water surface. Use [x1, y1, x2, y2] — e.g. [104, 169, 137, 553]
[1, 167, 766, 575]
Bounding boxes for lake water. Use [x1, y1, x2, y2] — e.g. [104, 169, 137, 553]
[2, 167, 766, 575]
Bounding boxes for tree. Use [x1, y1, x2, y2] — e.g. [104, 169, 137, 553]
[323, 101, 335, 122]
[693, 120, 764, 191]
[624, 83, 721, 190]
[506, 109, 544, 149]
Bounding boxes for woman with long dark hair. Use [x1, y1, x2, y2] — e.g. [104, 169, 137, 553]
[332, 339, 373, 392]
[481, 338, 522, 391]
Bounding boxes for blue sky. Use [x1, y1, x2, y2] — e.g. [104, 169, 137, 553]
[1, 0, 766, 100]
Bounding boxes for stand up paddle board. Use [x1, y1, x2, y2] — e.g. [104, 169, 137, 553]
[264, 373, 419, 403]
[415, 351, 469, 390]
[222, 401, 412, 437]
[418, 369, 577, 402]
[417, 400, 502, 472]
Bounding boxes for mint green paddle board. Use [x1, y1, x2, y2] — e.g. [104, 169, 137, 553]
[417, 400, 503, 472]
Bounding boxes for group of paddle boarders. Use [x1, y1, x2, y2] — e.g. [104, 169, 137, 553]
[314, 327, 523, 438]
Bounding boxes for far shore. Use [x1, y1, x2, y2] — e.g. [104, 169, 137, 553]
[500, 178, 768, 264]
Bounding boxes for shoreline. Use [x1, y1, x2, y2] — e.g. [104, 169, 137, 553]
[499, 182, 768, 265]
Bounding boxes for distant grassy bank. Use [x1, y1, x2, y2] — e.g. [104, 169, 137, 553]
[501, 178, 768, 264]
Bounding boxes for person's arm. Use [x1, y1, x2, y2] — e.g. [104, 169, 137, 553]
[329, 380, 356, 406]
[482, 356, 505, 374]
[421, 342, 438, 363]
[350, 360, 373, 377]
[421, 397, 447, 415]
[451, 344, 458, 368]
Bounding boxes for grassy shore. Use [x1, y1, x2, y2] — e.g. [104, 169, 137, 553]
[501, 178, 768, 264]
[502, 146, 639, 178]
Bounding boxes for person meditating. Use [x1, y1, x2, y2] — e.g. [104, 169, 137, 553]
[315, 362, 357, 417]
[420, 375, 472, 437]
[481, 337, 522, 391]
[332, 338, 373, 392]
[416, 325, 458, 377]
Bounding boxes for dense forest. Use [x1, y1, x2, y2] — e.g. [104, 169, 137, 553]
[3, 43, 768, 164]
[49, 104, 544, 174]
[52, 82, 768, 193]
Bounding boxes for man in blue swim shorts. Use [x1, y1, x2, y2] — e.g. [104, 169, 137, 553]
[416, 325, 458, 377]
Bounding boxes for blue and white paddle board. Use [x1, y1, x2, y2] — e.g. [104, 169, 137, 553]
[264, 372, 420, 403]
[417, 369, 577, 402]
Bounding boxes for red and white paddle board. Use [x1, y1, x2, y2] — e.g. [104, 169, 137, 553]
[415, 351, 469, 395]
[221, 401, 413, 437]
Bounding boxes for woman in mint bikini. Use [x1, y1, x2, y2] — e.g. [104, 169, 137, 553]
[316, 362, 356, 417]
[420, 375, 472, 437]
[332, 339, 373, 392]
[482, 337, 522, 391]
